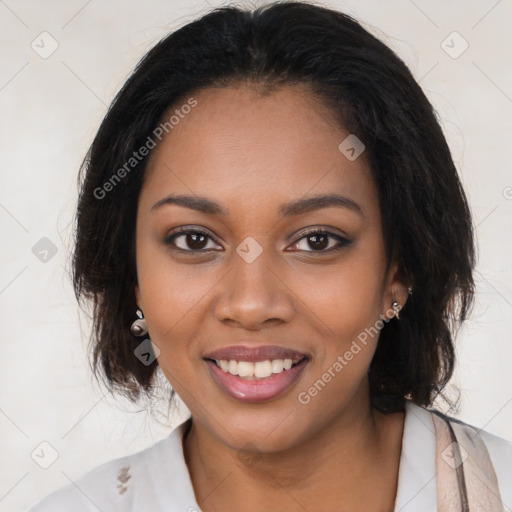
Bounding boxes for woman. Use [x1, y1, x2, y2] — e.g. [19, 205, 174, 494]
[29, 1, 512, 511]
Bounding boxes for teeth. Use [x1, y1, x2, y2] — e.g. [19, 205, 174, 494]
[214, 358, 303, 379]
[255, 360, 272, 377]
[271, 359, 284, 373]
[228, 360, 238, 375]
[238, 361, 254, 377]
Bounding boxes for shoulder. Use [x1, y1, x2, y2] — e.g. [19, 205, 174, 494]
[27, 432, 176, 512]
[429, 406, 512, 469]
[406, 401, 512, 462]
[422, 403, 512, 504]
[456, 417, 512, 503]
[471, 423, 512, 487]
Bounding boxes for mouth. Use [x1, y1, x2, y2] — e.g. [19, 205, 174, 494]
[202, 344, 311, 403]
[204, 355, 308, 380]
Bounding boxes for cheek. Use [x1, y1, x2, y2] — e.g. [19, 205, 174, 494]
[134, 240, 213, 363]
[301, 247, 386, 338]
[296, 282, 381, 421]
[296, 242, 386, 389]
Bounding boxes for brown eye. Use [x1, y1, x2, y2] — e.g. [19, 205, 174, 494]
[290, 229, 351, 253]
[164, 228, 220, 252]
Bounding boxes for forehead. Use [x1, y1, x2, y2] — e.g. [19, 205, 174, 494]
[140, 84, 378, 219]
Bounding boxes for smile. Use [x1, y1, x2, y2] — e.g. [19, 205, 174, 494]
[210, 357, 305, 379]
[204, 356, 309, 402]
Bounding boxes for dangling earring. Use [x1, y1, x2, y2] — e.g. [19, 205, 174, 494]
[391, 300, 402, 320]
[130, 308, 148, 337]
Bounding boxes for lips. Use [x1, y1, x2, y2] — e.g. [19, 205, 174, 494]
[203, 344, 310, 363]
[202, 344, 311, 403]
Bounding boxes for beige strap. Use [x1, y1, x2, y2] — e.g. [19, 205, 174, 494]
[432, 412, 504, 511]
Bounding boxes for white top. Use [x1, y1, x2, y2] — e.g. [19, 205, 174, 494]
[28, 401, 512, 511]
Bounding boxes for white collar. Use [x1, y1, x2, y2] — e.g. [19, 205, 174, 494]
[393, 400, 437, 511]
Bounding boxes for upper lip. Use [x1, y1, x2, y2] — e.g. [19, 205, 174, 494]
[203, 344, 310, 363]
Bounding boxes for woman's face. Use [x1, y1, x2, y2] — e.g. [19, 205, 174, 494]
[135, 84, 407, 452]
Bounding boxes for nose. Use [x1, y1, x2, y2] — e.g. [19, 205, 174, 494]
[214, 249, 295, 330]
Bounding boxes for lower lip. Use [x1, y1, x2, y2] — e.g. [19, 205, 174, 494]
[205, 359, 309, 403]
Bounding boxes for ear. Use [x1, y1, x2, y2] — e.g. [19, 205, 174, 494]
[381, 261, 410, 320]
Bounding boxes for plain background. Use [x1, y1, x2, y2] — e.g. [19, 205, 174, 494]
[1, 0, 511, 510]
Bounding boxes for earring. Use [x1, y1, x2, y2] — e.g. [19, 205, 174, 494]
[407, 286, 413, 295]
[391, 300, 402, 320]
[130, 308, 148, 337]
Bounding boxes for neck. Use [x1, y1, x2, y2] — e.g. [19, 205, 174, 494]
[183, 386, 404, 512]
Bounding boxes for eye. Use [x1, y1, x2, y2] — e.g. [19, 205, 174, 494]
[288, 228, 351, 253]
[164, 227, 221, 252]
[163, 226, 351, 254]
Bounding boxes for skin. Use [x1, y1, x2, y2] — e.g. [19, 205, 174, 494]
[134, 84, 409, 512]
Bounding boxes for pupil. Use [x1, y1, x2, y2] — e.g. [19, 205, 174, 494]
[309, 234, 328, 250]
[188, 233, 207, 249]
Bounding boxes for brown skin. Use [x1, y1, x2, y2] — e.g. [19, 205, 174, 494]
[134, 84, 409, 511]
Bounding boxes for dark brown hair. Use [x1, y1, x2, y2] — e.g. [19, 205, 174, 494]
[72, 1, 475, 413]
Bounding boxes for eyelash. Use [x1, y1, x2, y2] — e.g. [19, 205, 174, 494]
[163, 226, 351, 254]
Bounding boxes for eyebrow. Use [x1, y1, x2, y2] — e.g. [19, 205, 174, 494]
[151, 193, 363, 217]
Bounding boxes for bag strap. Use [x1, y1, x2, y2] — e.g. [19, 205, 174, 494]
[431, 410, 504, 511]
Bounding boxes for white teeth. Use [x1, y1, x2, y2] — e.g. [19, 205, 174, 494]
[238, 361, 254, 377]
[255, 360, 272, 378]
[228, 360, 238, 375]
[214, 358, 303, 379]
[271, 359, 284, 373]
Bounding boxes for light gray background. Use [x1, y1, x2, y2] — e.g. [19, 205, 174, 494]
[1, 1, 511, 511]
